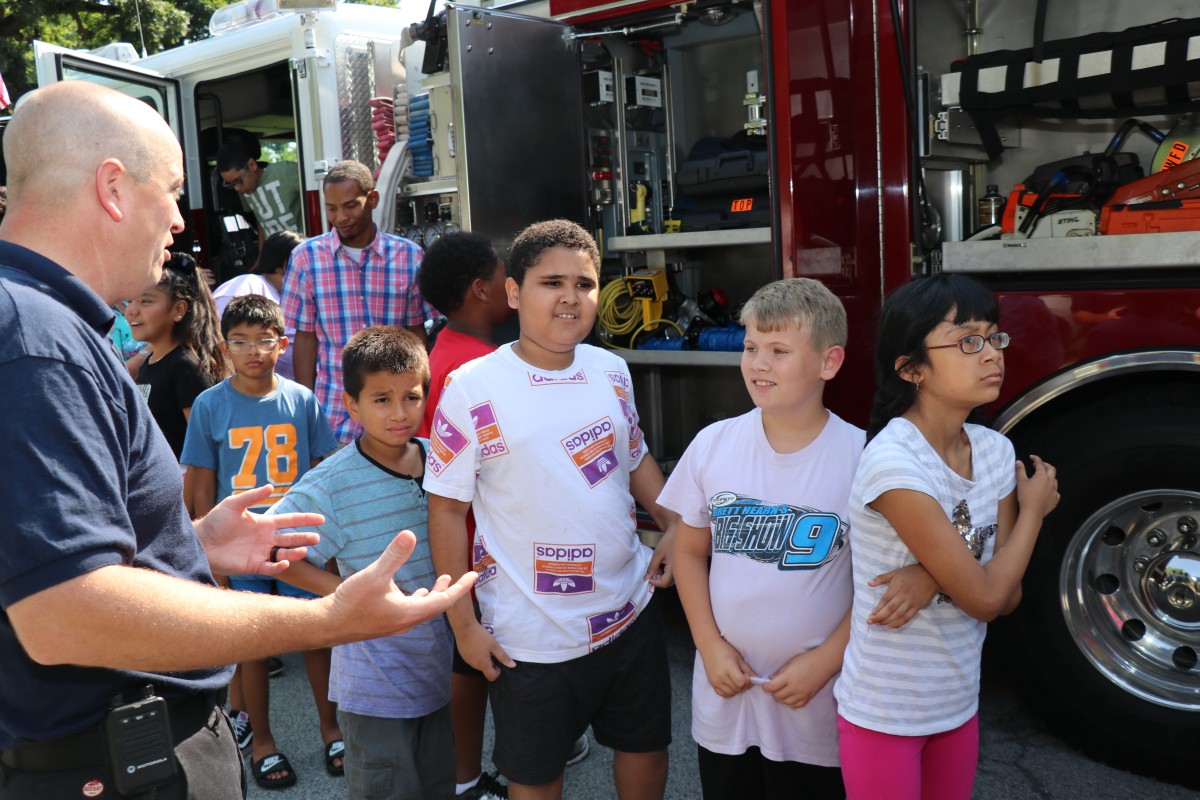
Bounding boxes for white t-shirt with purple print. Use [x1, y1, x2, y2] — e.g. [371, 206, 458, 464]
[424, 343, 654, 663]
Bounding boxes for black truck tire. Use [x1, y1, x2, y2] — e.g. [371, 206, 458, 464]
[1005, 381, 1200, 780]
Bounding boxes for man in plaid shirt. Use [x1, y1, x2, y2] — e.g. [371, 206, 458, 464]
[283, 160, 434, 442]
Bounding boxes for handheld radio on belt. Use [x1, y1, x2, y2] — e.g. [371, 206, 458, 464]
[104, 686, 178, 795]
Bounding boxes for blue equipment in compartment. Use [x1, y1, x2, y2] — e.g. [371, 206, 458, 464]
[698, 326, 745, 351]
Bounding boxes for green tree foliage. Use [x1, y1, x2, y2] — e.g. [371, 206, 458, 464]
[0, 0, 225, 105]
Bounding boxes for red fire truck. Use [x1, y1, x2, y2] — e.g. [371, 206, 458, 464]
[24, 0, 1199, 774]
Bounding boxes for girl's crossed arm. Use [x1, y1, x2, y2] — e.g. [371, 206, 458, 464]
[865, 563, 942, 628]
[870, 455, 1059, 622]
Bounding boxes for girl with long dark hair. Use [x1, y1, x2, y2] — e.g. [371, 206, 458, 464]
[126, 253, 230, 458]
[834, 274, 1059, 800]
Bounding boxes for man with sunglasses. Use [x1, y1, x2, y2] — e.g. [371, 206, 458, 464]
[217, 137, 304, 270]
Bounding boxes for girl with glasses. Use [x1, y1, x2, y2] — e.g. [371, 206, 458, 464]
[833, 274, 1059, 800]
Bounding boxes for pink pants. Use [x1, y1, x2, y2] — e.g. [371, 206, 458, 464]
[837, 714, 979, 800]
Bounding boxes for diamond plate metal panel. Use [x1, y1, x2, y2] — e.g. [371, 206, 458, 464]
[336, 34, 379, 171]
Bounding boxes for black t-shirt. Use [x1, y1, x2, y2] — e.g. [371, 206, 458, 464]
[136, 347, 215, 458]
[0, 242, 230, 748]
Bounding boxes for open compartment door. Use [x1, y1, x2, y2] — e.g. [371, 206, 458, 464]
[446, 5, 588, 253]
[34, 41, 182, 140]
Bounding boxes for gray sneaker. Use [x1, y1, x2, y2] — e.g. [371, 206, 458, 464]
[566, 734, 590, 767]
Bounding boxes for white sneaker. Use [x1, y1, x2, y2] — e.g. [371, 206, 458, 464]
[458, 771, 508, 799]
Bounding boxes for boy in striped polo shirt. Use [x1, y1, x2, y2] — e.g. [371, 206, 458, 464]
[273, 325, 454, 798]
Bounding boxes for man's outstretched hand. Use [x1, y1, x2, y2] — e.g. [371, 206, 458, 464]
[329, 530, 478, 640]
[194, 485, 323, 576]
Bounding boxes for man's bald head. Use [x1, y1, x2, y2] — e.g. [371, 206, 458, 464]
[4, 81, 179, 205]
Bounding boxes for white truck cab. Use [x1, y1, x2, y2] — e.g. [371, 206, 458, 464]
[35, 0, 422, 282]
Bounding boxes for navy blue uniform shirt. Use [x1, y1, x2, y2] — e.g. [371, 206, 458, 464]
[0, 242, 232, 748]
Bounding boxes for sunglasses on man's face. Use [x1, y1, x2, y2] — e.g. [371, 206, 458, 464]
[223, 165, 251, 190]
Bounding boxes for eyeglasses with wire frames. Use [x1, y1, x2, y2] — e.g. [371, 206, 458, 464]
[226, 337, 282, 354]
[926, 331, 1011, 355]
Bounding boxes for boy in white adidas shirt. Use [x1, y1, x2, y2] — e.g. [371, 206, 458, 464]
[425, 219, 675, 800]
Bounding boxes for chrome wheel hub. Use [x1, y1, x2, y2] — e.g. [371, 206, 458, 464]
[1061, 490, 1200, 710]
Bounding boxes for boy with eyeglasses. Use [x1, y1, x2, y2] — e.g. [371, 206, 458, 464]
[181, 294, 342, 789]
[213, 230, 305, 380]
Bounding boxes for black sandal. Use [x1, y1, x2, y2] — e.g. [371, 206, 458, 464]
[325, 738, 345, 776]
[252, 752, 297, 789]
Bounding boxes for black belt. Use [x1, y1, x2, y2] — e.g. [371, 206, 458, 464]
[0, 689, 227, 773]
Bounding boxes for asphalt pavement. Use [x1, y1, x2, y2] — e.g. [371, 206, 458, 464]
[246, 592, 1199, 799]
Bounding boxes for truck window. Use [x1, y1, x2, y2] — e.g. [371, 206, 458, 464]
[60, 64, 171, 123]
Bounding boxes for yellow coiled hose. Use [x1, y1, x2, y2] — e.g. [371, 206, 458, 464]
[597, 279, 685, 348]
[597, 279, 642, 341]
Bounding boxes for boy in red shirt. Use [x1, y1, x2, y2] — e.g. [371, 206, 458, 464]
[419, 232, 512, 439]
[417, 232, 514, 799]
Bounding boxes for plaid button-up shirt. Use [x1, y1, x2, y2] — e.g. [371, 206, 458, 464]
[282, 228, 433, 442]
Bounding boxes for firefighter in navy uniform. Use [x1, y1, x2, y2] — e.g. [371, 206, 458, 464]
[0, 81, 475, 798]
